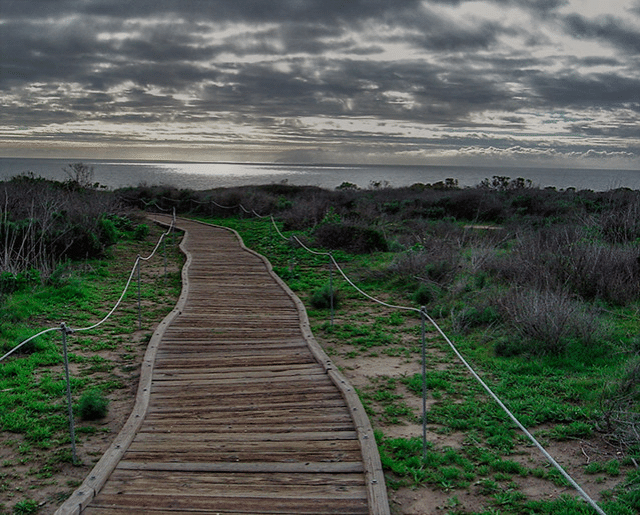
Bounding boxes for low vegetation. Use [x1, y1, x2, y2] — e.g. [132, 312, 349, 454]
[0, 172, 183, 513]
[2, 169, 640, 513]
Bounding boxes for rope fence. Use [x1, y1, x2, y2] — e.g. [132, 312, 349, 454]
[269, 208, 608, 514]
[139, 196, 608, 514]
[1, 191, 607, 513]
[0, 211, 177, 463]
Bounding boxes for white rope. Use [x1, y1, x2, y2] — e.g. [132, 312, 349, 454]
[0, 327, 59, 362]
[73, 256, 141, 333]
[1, 216, 177, 355]
[141, 199, 171, 212]
[139, 216, 175, 262]
[422, 309, 607, 515]
[267, 212, 606, 514]
[74, 217, 176, 332]
[210, 199, 239, 209]
[270, 215, 289, 241]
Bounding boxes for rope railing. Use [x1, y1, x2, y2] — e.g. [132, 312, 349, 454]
[0, 211, 176, 360]
[1, 210, 177, 464]
[265, 212, 607, 515]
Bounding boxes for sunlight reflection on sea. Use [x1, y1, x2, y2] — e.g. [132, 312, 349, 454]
[0, 158, 638, 192]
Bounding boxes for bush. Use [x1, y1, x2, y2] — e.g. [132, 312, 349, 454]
[133, 223, 150, 241]
[98, 217, 119, 246]
[484, 226, 640, 305]
[496, 288, 602, 356]
[451, 305, 501, 334]
[600, 357, 640, 449]
[312, 223, 388, 253]
[77, 389, 109, 420]
[310, 283, 339, 310]
[0, 269, 40, 294]
[413, 283, 441, 305]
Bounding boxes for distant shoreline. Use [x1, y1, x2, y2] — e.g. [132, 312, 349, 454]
[0, 157, 638, 192]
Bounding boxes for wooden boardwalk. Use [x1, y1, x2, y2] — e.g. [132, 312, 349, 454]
[56, 217, 389, 515]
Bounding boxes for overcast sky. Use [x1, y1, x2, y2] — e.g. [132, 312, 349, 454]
[1, 0, 639, 168]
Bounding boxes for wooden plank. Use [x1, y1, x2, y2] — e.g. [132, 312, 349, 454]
[117, 460, 365, 474]
[106, 469, 366, 487]
[146, 399, 347, 413]
[99, 477, 366, 498]
[132, 431, 359, 443]
[139, 422, 357, 433]
[126, 438, 361, 454]
[88, 494, 369, 514]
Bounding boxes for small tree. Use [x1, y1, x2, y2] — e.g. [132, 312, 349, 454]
[63, 162, 95, 189]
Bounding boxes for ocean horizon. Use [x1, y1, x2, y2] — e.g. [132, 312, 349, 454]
[0, 157, 638, 192]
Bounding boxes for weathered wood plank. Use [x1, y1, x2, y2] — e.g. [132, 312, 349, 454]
[105, 469, 366, 487]
[88, 494, 369, 514]
[131, 431, 359, 443]
[117, 460, 365, 474]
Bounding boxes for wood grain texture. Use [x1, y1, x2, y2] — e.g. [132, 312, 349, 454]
[55, 216, 389, 515]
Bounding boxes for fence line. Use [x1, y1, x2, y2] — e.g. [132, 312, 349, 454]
[0, 213, 176, 360]
[265, 213, 607, 515]
[141, 197, 608, 512]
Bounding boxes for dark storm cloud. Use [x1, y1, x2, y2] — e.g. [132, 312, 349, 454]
[564, 13, 640, 53]
[530, 73, 640, 107]
[3, 0, 422, 23]
[1, 0, 639, 165]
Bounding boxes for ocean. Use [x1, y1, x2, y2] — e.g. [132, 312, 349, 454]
[0, 157, 638, 192]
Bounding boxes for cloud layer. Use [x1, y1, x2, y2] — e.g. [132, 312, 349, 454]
[2, 0, 639, 166]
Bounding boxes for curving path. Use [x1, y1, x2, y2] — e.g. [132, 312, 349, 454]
[56, 216, 389, 515]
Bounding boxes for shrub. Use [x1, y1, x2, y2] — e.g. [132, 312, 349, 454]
[310, 283, 340, 310]
[390, 235, 460, 286]
[599, 357, 640, 449]
[133, 223, 150, 241]
[98, 217, 119, 246]
[0, 269, 40, 294]
[496, 288, 602, 356]
[77, 389, 109, 420]
[484, 226, 640, 305]
[451, 305, 500, 334]
[413, 283, 441, 305]
[312, 223, 388, 253]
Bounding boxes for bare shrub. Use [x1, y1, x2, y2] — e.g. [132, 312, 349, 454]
[279, 194, 332, 230]
[599, 357, 640, 450]
[0, 175, 120, 279]
[599, 201, 640, 244]
[484, 225, 640, 305]
[497, 288, 603, 356]
[63, 162, 96, 189]
[389, 236, 460, 286]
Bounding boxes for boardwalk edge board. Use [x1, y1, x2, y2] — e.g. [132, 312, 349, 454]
[54, 216, 390, 515]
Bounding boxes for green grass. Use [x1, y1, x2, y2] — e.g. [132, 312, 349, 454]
[0, 221, 183, 513]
